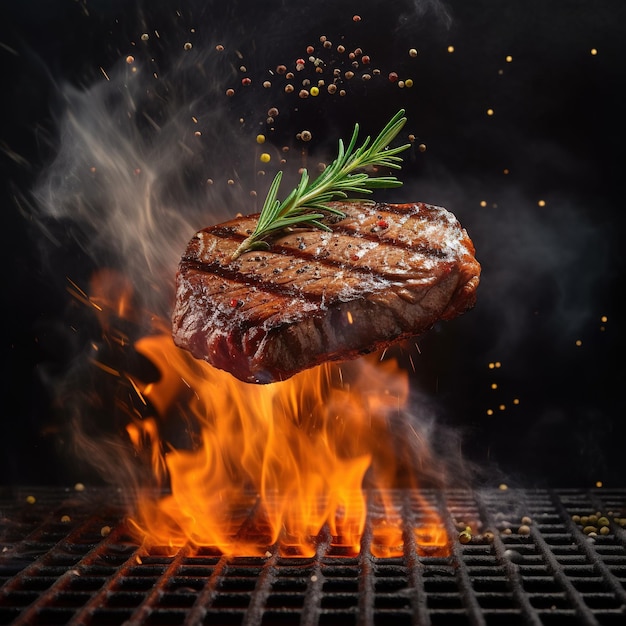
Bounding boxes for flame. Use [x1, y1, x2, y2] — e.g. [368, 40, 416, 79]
[81, 269, 450, 557]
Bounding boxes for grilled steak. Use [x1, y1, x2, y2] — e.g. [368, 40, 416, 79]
[172, 201, 480, 383]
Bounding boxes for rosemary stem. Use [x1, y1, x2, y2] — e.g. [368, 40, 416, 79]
[229, 110, 409, 261]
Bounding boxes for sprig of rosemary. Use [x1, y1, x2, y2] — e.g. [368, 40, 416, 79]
[231, 109, 410, 260]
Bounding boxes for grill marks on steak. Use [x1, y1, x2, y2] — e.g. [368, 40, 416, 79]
[172, 202, 480, 383]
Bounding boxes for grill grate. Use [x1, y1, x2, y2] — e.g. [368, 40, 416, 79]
[1, 487, 625, 625]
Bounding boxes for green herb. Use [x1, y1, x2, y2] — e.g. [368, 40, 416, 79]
[231, 109, 410, 260]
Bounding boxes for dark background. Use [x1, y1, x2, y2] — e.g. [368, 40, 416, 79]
[1, 0, 624, 487]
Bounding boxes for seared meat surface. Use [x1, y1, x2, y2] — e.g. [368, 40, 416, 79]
[172, 201, 480, 383]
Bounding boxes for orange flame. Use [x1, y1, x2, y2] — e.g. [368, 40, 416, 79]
[83, 269, 450, 558]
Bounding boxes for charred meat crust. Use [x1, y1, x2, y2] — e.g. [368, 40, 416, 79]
[172, 201, 480, 383]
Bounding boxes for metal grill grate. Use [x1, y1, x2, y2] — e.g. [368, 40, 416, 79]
[1, 487, 625, 625]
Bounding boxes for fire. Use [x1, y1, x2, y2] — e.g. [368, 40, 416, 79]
[81, 269, 450, 558]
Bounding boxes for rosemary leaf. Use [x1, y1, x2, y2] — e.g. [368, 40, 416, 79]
[231, 109, 410, 260]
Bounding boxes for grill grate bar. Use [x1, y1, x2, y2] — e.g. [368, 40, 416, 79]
[240, 551, 278, 626]
[180, 494, 269, 626]
[1, 499, 131, 626]
[356, 519, 375, 626]
[473, 490, 543, 626]
[179, 553, 228, 626]
[294, 526, 329, 626]
[529, 520, 601, 625]
[438, 491, 487, 626]
[554, 491, 626, 610]
[400, 494, 432, 626]
[101, 545, 191, 626]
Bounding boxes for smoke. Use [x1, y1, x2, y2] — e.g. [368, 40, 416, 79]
[32, 52, 253, 320]
[413, 172, 612, 357]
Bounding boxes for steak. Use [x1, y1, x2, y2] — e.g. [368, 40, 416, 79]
[172, 201, 480, 383]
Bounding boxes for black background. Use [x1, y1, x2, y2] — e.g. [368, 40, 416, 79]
[2, 0, 625, 488]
